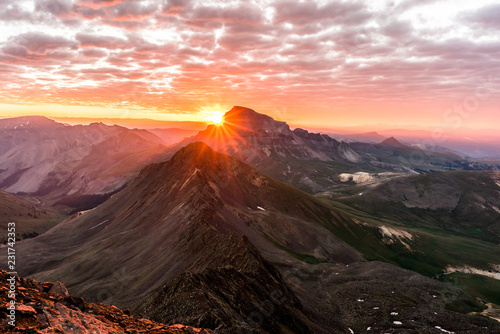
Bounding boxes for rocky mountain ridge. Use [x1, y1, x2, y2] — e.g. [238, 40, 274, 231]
[0, 271, 213, 333]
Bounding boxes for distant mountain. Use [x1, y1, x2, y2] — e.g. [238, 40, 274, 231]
[170, 106, 366, 192]
[0, 116, 168, 202]
[349, 136, 480, 173]
[379, 136, 406, 147]
[0, 271, 213, 333]
[169, 107, 499, 193]
[5, 143, 499, 332]
[327, 131, 387, 144]
[377, 129, 500, 158]
[194, 106, 361, 163]
[148, 128, 199, 145]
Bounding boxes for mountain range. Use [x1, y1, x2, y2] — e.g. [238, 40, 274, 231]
[3, 142, 500, 333]
[1, 107, 500, 332]
[172, 107, 499, 193]
[0, 116, 171, 206]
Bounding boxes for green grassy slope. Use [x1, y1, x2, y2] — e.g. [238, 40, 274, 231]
[316, 170, 500, 304]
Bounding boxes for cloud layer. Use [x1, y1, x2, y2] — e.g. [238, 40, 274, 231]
[0, 0, 498, 126]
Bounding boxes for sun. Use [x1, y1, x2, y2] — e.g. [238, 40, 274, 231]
[208, 111, 224, 125]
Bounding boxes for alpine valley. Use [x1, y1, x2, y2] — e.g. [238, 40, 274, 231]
[1, 107, 500, 333]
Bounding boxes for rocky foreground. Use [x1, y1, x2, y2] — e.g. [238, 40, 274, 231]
[0, 271, 213, 334]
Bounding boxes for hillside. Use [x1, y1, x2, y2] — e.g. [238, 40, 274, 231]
[319, 170, 500, 305]
[0, 190, 64, 242]
[3, 143, 499, 332]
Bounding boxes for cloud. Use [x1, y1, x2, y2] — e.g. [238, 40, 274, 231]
[76, 33, 131, 49]
[0, 0, 499, 126]
[382, 19, 413, 39]
[273, 0, 369, 26]
[3, 32, 76, 55]
[0, 1, 34, 21]
[80, 48, 108, 57]
[466, 3, 500, 30]
[35, 0, 73, 16]
[187, 3, 264, 25]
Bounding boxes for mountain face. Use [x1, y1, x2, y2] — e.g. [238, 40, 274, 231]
[5, 143, 499, 333]
[171, 106, 363, 193]
[172, 107, 499, 194]
[0, 116, 168, 201]
[0, 271, 213, 334]
[7, 142, 360, 333]
[194, 106, 361, 164]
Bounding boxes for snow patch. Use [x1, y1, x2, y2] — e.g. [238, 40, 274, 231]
[348, 328, 354, 334]
[180, 168, 201, 190]
[444, 265, 500, 280]
[393, 321, 402, 325]
[339, 172, 373, 184]
[435, 326, 455, 333]
[352, 218, 370, 226]
[257, 206, 266, 211]
[391, 312, 398, 316]
[89, 220, 108, 230]
[379, 226, 414, 250]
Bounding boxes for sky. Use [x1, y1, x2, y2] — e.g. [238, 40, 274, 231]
[0, 0, 499, 129]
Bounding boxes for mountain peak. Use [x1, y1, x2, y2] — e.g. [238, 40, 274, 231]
[0, 115, 61, 129]
[222, 106, 289, 133]
[224, 105, 259, 117]
[380, 136, 405, 147]
[168, 142, 223, 167]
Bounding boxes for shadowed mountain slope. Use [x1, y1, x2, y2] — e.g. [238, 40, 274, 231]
[4, 143, 500, 332]
[6, 142, 362, 332]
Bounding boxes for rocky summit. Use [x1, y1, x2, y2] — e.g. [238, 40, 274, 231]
[0, 271, 213, 334]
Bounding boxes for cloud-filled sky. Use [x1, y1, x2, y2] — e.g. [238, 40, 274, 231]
[0, 0, 498, 129]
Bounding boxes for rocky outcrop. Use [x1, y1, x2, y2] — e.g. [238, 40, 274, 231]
[0, 271, 213, 333]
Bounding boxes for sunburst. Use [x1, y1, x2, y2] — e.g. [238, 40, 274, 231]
[208, 112, 224, 125]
